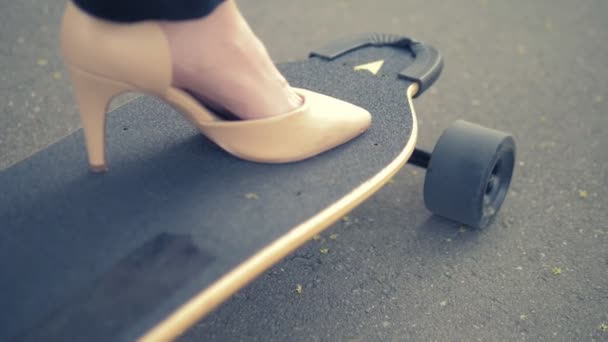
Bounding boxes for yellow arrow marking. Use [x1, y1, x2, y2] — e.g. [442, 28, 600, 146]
[353, 60, 385, 75]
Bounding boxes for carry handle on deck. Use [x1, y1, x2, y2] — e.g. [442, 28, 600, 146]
[310, 33, 443, 97]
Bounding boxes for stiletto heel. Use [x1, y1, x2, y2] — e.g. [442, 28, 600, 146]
[61, 1, 371, 170]
[68, 67, 131, 172]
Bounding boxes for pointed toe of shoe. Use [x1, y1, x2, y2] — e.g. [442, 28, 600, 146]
[200, 88, 372, 163]
[335, 94, 372, 137]
[301, 88, 371, 143]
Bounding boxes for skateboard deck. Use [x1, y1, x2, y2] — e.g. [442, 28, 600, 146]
[0, 34, 441, 341]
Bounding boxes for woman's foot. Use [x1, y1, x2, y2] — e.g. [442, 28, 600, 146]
[160, 0, 302, 120]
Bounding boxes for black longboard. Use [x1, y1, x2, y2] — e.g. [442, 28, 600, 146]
[0, 34, 445, 341]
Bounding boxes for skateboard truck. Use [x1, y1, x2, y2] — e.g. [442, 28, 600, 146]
[312, 34, 516, 229]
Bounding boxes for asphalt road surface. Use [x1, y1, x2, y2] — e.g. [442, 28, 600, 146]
[1, 1, 607, 341]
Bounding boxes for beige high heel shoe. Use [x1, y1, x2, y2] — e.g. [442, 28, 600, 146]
[61, 1, 371, 172]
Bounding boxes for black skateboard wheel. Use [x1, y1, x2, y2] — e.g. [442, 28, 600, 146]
[423, 120, 516, 229]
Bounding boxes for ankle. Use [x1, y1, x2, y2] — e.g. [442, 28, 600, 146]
[159, 2, 302, 120]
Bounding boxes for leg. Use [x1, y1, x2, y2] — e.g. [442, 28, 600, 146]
[72, 0, 302, 120]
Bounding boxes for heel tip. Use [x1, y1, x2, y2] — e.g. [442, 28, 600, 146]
[89, 164, 108, 173]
